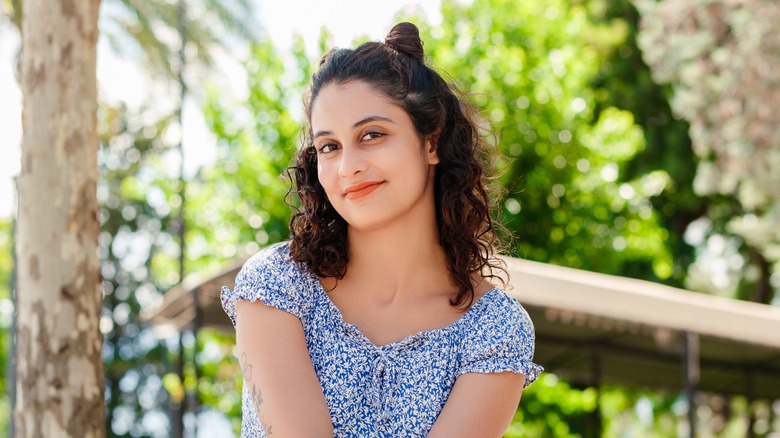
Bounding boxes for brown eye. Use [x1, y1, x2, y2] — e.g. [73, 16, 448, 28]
[361, 131, 384, 142]
[318, 143, 339, 154]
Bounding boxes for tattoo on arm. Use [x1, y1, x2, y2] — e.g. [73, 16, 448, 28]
[240, 352, 274, 435]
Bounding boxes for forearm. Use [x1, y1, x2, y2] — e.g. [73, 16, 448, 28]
[236, 300, 334, 436]
[427, 372, 525, 438]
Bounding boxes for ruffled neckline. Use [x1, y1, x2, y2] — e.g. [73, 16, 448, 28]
[307, 271, 499, 351]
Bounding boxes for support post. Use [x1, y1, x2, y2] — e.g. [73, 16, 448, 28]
[589, 347, 602, 438]
[745, 369, 755, 438]
[173, 332, 185, 438]
[683, 332, 699, 438]
[191, 287, 202, 437]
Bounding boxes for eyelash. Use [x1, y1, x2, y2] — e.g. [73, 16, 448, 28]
[361, 131, 384, 141]
[317, 131, 384, 154]
[318, 143, 338, 154]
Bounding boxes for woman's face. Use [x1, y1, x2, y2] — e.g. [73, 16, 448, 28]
[311, 80, 439, 233]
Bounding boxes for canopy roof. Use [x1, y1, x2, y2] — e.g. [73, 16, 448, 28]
[144, 255, 780, 399]
[504, 257, 780, 399]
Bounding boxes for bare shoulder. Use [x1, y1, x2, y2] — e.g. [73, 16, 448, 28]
[473, 277, 496, 300]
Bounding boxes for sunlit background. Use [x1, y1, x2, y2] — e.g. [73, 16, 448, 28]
[2, 0, 779, 436]
[0, 0, 442, 216]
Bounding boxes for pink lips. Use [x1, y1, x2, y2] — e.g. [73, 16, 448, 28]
[344, 181, 384, 200]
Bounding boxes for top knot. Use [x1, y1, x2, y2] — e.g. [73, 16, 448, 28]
[384, 22, 425, 62]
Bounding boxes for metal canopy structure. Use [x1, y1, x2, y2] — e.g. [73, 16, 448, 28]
[144, 254, 780, 401]
[503, 257, 780, 400]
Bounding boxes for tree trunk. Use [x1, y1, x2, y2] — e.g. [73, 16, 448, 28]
[15, 0, 104, 437]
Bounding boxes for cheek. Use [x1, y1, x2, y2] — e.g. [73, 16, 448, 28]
[316, 159, 328, 181]
[316, 162, 335, 194]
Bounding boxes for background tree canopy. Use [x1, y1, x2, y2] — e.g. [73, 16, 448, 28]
[1, 0, 778, 436]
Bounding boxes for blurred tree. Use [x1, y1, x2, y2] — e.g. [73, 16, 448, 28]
[588, 0, 704, 288]
[91, 31, 311, 436]
[15, 0, 104, 436]
[1, 0, 256, 81]
[636, 0, 780, 304]
[406, 0, 765, 435]
[183, 0, 692, 433]
[189, 34, 312, 270]
[188, 0, 684, 434]
[98, 0, 256, 81]
[2, 0, 259, 435]
[0, 0, 20, 30]
[187, 33, 313, 435]
[418, 0, 674, 284]
[411, 0, 671, 434]
[96, 101, 182, 437]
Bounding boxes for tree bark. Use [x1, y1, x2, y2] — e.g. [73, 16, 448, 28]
[15, 0, 104, 437]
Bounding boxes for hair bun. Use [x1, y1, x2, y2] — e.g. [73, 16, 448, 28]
[384, 22, 425, 62]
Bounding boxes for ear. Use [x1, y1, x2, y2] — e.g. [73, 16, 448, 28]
[425, 137, 440, 165]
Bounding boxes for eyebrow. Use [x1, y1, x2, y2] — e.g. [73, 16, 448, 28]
[313, 115, 396, 139]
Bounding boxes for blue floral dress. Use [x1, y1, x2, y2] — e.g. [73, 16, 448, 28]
[221, 242, 542, 437]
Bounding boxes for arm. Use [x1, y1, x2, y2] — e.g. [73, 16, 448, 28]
[235, 299, 334, 437]
[426, 372, 526, 438]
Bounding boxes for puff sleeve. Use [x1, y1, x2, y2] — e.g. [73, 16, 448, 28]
[457, 292, 543, 388]
[220, 242, 313, 328]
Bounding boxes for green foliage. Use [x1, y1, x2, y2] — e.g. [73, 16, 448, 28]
[187, 34, 312, 275]
[505, 374, 599, 437]
[188, 0, 689, 434]
[100, 0, 258, 80]
[97, 102, 180, 437]
[187, 34, 315, 436]
[635, 0, 780, 304]
[10, 0, 759, 435]
[588, 0, 702, 287]
[414, 0, 673, 284]
[0, 217, 12, 435]
[88, 25, 314, 438]
[193, 329, 244, 433]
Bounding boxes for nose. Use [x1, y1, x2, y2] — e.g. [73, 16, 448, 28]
[338, 144, 367, 177]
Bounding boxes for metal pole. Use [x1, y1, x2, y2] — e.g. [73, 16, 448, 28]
[590, 347, 602, 438]
[192, 287, 202, 437]
[745, 369, 755, 438]
[683, 332, 699, 438]
[175, 331, 186, 438]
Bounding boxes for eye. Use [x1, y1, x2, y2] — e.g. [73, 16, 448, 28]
[317, 142, 339, 155]
[361, 131, 384, 142]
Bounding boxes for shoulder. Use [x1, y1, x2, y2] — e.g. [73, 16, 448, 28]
[222, 241, 316, 327]
[237, 241, 309, 284]
[457, 287, 543, 384]
[477, 288, 535, 334]
[241, 241, 292, 274]
[462, 287, 537, 351]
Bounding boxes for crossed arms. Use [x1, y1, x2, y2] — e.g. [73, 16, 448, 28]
[235, 300, 525, 437]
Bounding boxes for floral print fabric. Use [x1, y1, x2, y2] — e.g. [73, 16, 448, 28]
[221, 242, 542, 437]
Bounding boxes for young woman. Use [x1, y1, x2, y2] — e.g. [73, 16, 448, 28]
[222, 22, 542, 437]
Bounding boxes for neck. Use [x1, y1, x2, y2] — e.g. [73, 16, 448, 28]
[344, 213, 452, 305]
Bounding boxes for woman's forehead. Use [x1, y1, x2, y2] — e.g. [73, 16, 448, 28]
[311, 81, 406, 131]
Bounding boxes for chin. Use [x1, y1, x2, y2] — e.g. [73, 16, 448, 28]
[345, 218, 394, 233]
[340, 210, 398, 233]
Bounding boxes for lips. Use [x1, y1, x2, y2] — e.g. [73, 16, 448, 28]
[343, 181, 384, 200]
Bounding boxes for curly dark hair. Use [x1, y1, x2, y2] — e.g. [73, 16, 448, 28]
[288, 22, 506, 310]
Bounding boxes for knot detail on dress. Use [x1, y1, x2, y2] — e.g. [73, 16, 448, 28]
[368, 352, 397, 424]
